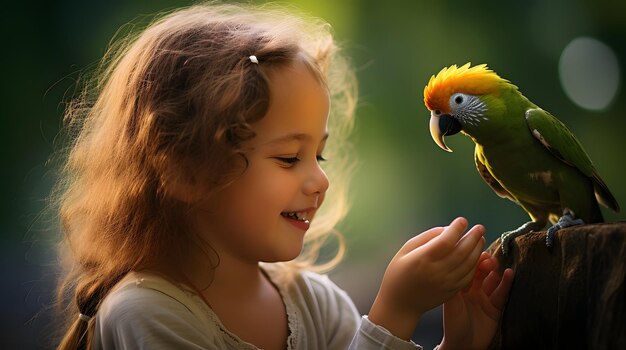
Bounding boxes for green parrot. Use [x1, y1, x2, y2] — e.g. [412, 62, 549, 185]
[423, 63, 620, 254]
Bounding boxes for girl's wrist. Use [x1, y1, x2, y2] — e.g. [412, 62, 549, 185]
[367, 297, 422, 341]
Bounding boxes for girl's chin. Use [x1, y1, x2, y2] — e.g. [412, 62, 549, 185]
[262, 245, 304, 263]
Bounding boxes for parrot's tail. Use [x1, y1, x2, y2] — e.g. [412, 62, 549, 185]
[593, 174, 620, 213]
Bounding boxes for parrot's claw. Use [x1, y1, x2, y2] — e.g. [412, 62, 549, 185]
[500, 231, 516, 256]
[545, 213, 584, 248]
[500, 220, 546, 255]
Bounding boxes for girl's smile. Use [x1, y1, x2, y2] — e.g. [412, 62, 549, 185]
[280, 207, 317, 231]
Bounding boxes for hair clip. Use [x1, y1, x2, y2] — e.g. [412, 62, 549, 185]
[249, 55, 259, 64]
[78, 313, 91, 322]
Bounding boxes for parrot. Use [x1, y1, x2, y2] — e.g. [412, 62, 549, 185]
[423, 63, 620, 254]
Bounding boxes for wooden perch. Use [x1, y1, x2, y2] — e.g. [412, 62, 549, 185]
[486, 222, 626, 350]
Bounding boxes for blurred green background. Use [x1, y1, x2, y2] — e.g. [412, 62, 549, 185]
[3, 0, 625, 348]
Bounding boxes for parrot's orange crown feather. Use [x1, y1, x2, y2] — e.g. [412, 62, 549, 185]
[424, 63, 511, 113]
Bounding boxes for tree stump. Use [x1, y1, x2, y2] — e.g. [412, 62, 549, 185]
[487, 222, 626, 349]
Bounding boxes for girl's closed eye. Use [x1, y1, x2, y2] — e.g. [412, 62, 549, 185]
[273, 154, 327, 167]
[275, 156, 300, 166]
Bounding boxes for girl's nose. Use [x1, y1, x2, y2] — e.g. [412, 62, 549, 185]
[303, 162, 329, 195]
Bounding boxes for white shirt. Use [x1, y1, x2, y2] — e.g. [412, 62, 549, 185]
[93, 264, 422, 350]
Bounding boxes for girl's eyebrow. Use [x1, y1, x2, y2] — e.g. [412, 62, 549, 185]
[265, 132, 329, 145]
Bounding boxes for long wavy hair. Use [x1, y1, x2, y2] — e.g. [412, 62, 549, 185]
[52, 2, 356, 349]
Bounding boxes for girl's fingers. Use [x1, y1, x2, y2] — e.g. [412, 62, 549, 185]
[477, 253, 495, 273]
[424, 217, 469, 258]
[490, 268, 515, 310]
[482, 271, 500, 296]
[398, 226, 445, 256]
[482, 258, 503, 296]
[454, 236, 486, 287]
[446, 224, 485, 268]
[452, 237, 487, 292]
[470, 253, 493, 290]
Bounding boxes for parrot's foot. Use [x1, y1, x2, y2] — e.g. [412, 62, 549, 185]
[545, 213, 584, 248]
[501, 220, 546, 255]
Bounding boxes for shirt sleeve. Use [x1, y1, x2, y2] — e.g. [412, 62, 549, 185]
[349, 316, 424, 350]
[93, 285, 219, 350]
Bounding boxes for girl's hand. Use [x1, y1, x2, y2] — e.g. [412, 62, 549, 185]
[368, 217, 486, 340]
[440, 252, 514, 350]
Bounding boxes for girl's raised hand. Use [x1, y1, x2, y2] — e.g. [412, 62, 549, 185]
[368, 217, 486, 340]
[440, 252, 514, 350]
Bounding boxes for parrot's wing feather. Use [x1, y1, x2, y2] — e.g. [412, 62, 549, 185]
[525, 108, 620, 212]
[474, 148, 518, 203]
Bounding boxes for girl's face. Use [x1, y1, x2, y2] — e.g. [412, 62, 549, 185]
[197, 60, 330, 264]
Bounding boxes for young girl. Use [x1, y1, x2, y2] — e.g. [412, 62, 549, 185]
[54, 3, 513, 349]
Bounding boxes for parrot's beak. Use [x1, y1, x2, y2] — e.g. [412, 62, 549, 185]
[429, 112, 462, 152]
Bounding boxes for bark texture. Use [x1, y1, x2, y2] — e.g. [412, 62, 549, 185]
[487, 222, 626, 350]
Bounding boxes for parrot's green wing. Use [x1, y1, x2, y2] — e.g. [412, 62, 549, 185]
[525, 108, 620, 212]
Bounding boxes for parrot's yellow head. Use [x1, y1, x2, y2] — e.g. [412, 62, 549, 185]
[424, 63, 505, 113]
[423, 63, 511, 152]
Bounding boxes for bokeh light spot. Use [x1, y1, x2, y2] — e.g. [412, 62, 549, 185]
[559, 37, 620, 111]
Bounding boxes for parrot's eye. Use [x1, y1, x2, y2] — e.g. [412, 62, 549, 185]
[449, 93, 472, 112]
[434, 109, 441, 115]
[448, 93, 484, 121]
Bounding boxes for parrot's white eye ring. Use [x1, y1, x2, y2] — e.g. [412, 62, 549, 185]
[450, 93, 472, 110]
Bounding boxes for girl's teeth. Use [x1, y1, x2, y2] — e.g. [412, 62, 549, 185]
[282, 211, 308, 222]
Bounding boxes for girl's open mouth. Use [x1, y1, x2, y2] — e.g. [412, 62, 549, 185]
[281, 211, 311, 230]
[281, 211, 309, 222]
